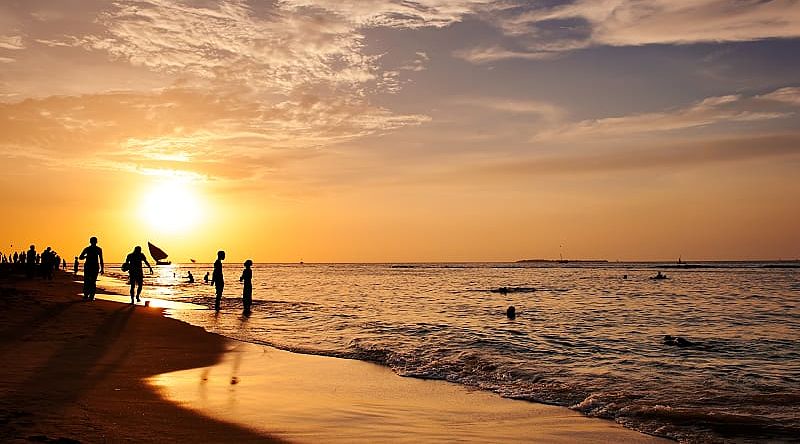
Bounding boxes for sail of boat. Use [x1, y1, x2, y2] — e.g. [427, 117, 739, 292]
[147, 242, 171, 265]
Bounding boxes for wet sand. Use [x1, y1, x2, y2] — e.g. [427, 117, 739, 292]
[0, 270, 670, 443]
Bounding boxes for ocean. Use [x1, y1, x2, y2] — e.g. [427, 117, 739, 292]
[100, 262, 800, 442]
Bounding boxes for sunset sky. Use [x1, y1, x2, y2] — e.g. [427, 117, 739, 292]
[2, 0, 799, 262]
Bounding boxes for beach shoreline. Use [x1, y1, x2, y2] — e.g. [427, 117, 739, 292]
[0, 270, 671, 443]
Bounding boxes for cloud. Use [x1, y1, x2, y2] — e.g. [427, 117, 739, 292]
[78, 1, 375, 95]
[0, 88, 429, 184]
[759, 86, 800, 106]
[0, 35, 24, 50]
[536, 88, 797, 140]
[478, 133, 800, 177]
[453, 96, 566, 121]
[73, 0, 489, 96]
[452, 45, 559, 63]
[398, 51, 430, 72]
[461, 0, 800, 62]
[279, 0, 489, 28]
[0, 0, 445, 187]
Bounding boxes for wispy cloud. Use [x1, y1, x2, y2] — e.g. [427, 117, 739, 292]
[460, 0, 800, 62]
[0, 88, 429, 184]
[0, 35, 24, 50]
[279, 0, 489, 28]
[536, 88, 798, 140]
[453, 96, 566, 121]
[1, 0, 447, 185]
[452, 45, 560, 64]
[759, 86, 800, 106]
[477, 133, 800, 177]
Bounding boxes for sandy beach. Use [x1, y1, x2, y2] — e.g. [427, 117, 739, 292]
[0, 270, 671, 443]
[0, 271, 280, 443]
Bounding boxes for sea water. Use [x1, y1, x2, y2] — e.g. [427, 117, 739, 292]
[102, 262, 800, 442]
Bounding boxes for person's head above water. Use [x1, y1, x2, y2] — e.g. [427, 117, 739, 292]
[244, 259, 253, 267]
[217, 250, 226, 260]
[90, 236, 98, 245]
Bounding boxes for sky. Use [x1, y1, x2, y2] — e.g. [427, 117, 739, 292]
[1, 0, 799, 262]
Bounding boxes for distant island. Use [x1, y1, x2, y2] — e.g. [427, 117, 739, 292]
[516, 259, 609, 263]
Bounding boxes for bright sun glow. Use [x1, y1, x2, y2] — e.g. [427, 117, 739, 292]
[139, 180, 204, 234]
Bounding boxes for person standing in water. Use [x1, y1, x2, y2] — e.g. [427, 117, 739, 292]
[124, 246, 152, 304]
[79, 237, 104, 301]
[211, 250, 225, 311]
[240, 260, 253, 315]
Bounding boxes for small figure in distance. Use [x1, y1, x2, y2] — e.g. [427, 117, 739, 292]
[186, 270, 194, 283]
[124, 245, 153, 304]
[62, 258, 67, 270]
[506, 305, 516, 319]
[623, 274, 628, 279]
[73, 256, 79, 276]
[79, 237, 104, 301]
[211, 250, 225, 311]
[204, 271, 210, 284]
[240, 260, 253, 315]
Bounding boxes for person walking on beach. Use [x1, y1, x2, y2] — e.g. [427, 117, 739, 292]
[79, 237, 104, 301]
[211, 250, 225, 311]
[124, 246, 153, 304]
[240, 260, 253, 315]
[73, 256, 79, 275]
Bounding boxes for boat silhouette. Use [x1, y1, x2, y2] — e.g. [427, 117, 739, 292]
[148, 242, 171, 266]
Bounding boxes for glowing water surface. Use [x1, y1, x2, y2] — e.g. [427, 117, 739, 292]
[99, 262, 799, 442]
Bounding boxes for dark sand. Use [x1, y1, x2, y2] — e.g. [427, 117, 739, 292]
[0, 270, 280, 443]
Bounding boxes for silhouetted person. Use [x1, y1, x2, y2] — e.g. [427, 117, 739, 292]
[26, 245, 36, 278]
[62, 258, 67, 270]
[240, 259, 253, 315]
[41, 249, 49, 277]
[211, 250, 225, 311]
[124, 245, 152, 304]
[80, 237, 104, 301]
[204, 271, 210, 283]
[186, 271, 194, 283]
[73, 256, 79, 275]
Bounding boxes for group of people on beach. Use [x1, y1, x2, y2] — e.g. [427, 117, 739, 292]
[76, 237, 254, 314]
[1, 245, 68, 279]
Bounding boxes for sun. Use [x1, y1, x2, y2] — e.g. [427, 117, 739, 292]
[139, 180, 204, 234]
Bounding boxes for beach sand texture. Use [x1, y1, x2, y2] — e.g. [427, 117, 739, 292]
[0, 271, 669, 443]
